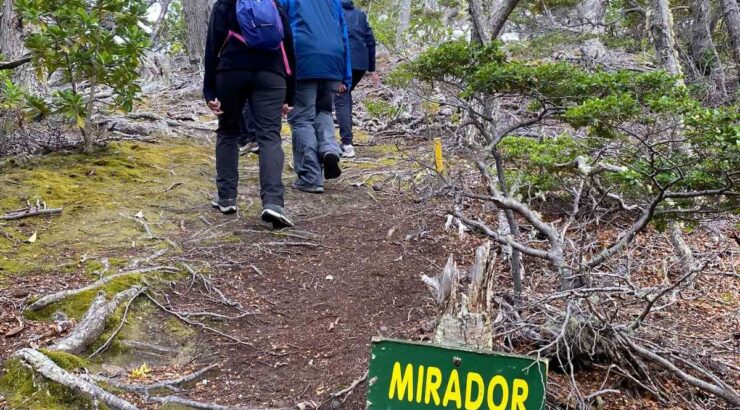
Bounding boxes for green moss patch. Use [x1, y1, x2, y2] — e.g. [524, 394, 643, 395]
[0, 358, 97, 409]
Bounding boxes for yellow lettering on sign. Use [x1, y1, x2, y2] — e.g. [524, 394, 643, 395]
[424, 366, 443, 405]
[442, 369, 462, 408]
[510, 379, 529, 410]
[464, 372, 485, 410]
[487, 375, 509, 410]
[416, 365, 425, 403]
[388, 362, 413, 401]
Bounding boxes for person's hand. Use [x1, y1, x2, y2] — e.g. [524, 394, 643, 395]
[207, 98, 223, 115]
[282, 104, 293, 116]
[370, 72, 380, 87]
[338, 84, 348, 94]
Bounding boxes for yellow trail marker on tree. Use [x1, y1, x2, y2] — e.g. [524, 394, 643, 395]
[433, 138, 445, 174]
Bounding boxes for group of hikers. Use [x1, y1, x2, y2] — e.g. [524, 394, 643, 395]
[203, 0, 377, 229]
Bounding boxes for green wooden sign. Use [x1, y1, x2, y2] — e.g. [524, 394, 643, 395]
[367, 338, 548, 410]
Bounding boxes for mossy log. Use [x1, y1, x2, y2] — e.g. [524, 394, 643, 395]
[14, 348, 139, 410]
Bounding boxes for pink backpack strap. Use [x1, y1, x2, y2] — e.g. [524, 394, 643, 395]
[218, 30, 247, 57]
[279, 42, 292, 76]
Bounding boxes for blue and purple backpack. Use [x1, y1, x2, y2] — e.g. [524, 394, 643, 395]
[221, 0, 291, 74]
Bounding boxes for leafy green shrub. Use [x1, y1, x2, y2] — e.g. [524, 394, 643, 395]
[16, 0, 150, 152]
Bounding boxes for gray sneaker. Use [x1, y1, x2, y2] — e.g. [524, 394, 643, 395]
[239, 141, 259, 156]
[291, 180, 324, 194]
[211, 196, 237, 214]
[261, 204, 294, 229]
[341, 144, 356, 158]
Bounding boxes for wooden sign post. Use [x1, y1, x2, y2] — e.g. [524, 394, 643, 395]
[367, 338, 548, 409]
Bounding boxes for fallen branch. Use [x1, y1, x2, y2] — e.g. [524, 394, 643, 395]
[0, 56, 32, 70]
[50, 286, 143, 354]
[1, 207, 63, 220]
[619, 335, 740, 406]
[26, 266, 176, 311]
[14, 348, 138, 410]
[330, 370, 368, 400]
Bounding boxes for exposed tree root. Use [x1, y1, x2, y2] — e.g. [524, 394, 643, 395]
[26, 265, 176, 311]
[147, 395, 292, 410]
[87, 363, 219, 395]
[50, 286, 143, 354]
[14, 348, 139, 410]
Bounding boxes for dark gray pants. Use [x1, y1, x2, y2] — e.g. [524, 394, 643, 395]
[215, 70, 286, 207]
[334, 70, 365, 145]
[287, 79, 342, 188]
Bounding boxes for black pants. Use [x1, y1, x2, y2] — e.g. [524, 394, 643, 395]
[334, 70, 365, 145]
[238, 104, 256, 146]
[215, 70, 286, 207]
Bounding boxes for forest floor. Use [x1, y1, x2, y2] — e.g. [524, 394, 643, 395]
[0, 101, 470, 408]
[0, 85, 738, 409]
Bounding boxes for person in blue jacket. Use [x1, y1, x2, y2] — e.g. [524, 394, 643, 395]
[280, 0, 353, 194]
[334, 0, 377, 159]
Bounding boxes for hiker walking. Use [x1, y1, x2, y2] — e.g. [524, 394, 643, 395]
[334, 0, 377, 159]
[204, 0, 296, 228]
[280, 0, 352, 194]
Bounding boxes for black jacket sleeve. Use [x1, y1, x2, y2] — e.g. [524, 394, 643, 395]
[363, 11, 377, 73]
[203, 2, 229, 103]
[278, 2, 297, 106]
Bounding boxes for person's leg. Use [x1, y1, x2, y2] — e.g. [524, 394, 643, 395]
[315, 80, 341, 156]
[238, 105, 249, 147]
[316, 80, 342, 179]
[350, 70, 365, 92]
[334, 90, 352, 146]
[248, 71, 286, 208]
[288, 80, 323, 188]
[214, 70, 249, 211]
[248, 71, 293, 228]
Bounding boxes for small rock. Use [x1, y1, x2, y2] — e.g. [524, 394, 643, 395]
[380, 326, 388, 332]
[325, 275, 334, 281]
[372, 183, 383, 192]
[102, 364, 126, 377]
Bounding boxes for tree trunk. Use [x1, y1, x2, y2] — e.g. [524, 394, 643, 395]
[183, 0, 212, 65]
[690, 0, 719, 73]
[397, 0, 412, 45]
[489, 0, 521, 41]
[0, 0, 31, 86]
[719, 0, 740, 69]
[469, 0, 521, 43]
[647, 0, 684, 78]
[576, 0, 608, 33]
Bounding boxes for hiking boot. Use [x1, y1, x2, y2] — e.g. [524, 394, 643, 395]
[239, 141, 260, 156]
[261, 204, 295, 229]
[322, 152, 342, 179]
[341, 144, 356, 158]
[291, 180, 324, 194]
[211, 196, 238, 214]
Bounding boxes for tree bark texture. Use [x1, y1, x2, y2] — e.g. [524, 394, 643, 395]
[576, 0, 608, 33]
[0, 0, 31, 86]
[397, 0, 412, 45]
[469, 0, 521, 44]
[183, 0, 212, 65]
[719, 0, 740, 68]
[690, 0, 720, 73]
[648, 0, 684, 77]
